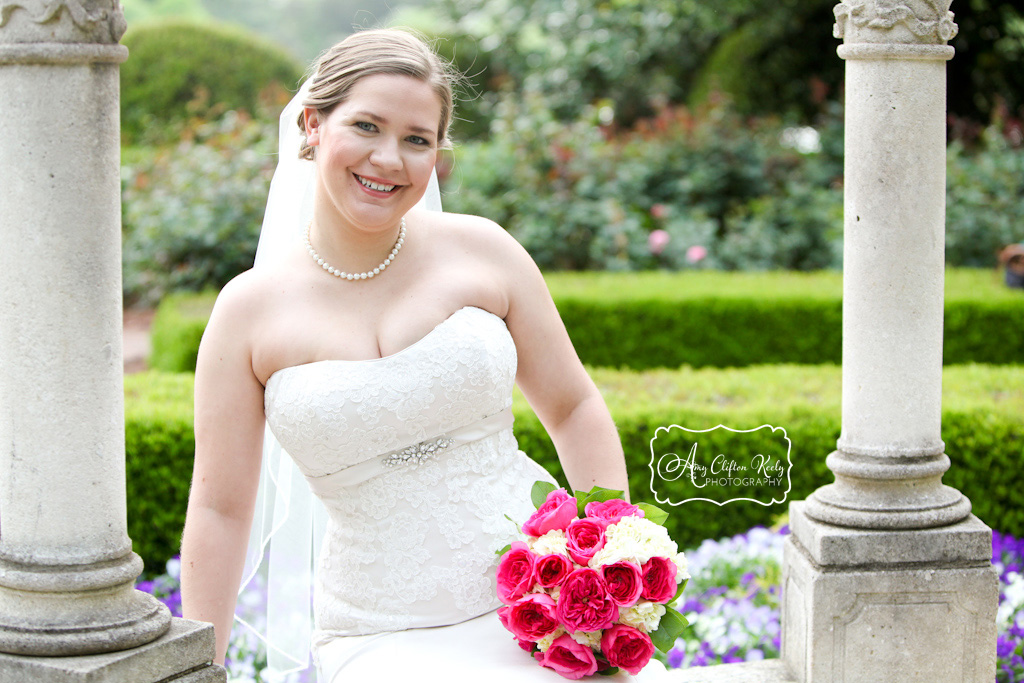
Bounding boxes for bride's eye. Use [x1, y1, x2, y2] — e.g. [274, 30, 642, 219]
[407, 135, 430, 146]
[356, 121, 377, 132]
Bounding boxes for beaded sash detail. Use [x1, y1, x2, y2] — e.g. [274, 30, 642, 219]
[382, 436, 455, 468]
[304, 407, 514, 496]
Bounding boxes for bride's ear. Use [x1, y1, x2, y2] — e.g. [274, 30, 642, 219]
[304, 107, 321, 147]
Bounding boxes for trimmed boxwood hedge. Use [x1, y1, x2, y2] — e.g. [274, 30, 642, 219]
[125, 364, 1024, 574]
[148, 270, 1024, 373]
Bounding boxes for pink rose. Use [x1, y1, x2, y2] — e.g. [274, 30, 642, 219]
[641, 556, 677, 603]
[535, 553, 573, 588]
[501, 593, 559, 642]
[686, 244, 708, 263]
[648, 228, 671, 255]
[565, 517, 608, 566]
[584, 499, 645, 524]
[556, 568, 618, 632]
[497, 606, 534, 652]
[601, 624, 655, 675]
[496, 541, 536, 605]
[600, 561, 643, 606]
[533, 634, 599, 679]
[523, 488, 578, 537]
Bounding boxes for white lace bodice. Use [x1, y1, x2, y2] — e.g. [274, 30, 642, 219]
[264, 306, 554, 636]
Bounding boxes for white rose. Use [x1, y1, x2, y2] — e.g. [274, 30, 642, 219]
[619, 601, 666, 633]
[673, 552, 690, 581]
[569, 630, 603, 648]
[590, 516, 677, 567]
[537, 627, 566, 652]
[531, 529, 568, 557]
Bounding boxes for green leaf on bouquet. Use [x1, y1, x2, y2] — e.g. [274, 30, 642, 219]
[670, 577, 689, 605]
[575, 485, 625, 518]
[597, 666, 621, 676]
[650, 605, 689, 653]
[636, 503, 669, 526]
[531, 480, 558, 509]
[495, 543, 512, 557]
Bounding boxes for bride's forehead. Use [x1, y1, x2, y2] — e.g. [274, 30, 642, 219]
[337, 74, 441, 119]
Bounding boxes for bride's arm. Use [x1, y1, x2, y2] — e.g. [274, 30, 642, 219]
[181, 275, 266, 665]
[487, 226, 631, 500]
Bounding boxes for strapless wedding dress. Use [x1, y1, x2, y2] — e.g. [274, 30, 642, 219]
[264, 306, 669, 681]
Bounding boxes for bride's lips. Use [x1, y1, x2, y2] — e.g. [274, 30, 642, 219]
[353, 173, 404, 198]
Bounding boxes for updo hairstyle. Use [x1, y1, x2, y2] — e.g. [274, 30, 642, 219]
[297, 29, 457, 160]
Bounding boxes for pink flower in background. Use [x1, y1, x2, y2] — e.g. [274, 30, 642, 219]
[650, 204, 669, 219]
[534, 634, 599, 679]
[686, 245, 708, 263]
[523, 488, 578, 537]
[648, 229, 670, 255]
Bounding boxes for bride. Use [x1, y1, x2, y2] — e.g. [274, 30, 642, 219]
[180, 28, 667, 681]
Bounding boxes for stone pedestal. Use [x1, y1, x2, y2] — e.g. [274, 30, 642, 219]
[778, 4, 998, 681]
[783, 503, 996, 682]
[0, 2, 224, 680]
[0, 619, 226, 683]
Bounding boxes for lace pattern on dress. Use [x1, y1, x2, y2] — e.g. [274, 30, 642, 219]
[263, 307, 557, 635]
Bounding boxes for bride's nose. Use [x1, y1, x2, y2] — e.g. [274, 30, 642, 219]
[369, 137, 402, 171]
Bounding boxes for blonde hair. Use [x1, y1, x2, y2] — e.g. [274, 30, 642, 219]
[297, 28, 456, 160]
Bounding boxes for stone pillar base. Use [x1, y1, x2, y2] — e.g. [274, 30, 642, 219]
[0, 618, 226, 683]
[782, 502, 997, 683]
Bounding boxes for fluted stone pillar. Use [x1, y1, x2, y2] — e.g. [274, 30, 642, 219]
[781, 2, 998, 682]
[0, 2, 223, 680]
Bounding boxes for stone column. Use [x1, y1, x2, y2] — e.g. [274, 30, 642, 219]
[0, 2, 223, 680]
[782, 2, 997, 682]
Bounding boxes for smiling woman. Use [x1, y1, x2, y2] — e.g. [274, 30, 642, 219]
[179, 28, 664, 683]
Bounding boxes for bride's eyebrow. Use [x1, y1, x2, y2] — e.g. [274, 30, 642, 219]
[352, 110, 435, 137]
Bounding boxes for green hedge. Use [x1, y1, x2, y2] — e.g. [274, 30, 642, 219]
[148, 291, 218, 373]
[121, 19, 302, 145]
[148, 270, 1024, 372]
[125, 364, 1024, 573]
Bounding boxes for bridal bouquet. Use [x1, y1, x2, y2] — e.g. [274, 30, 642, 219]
[495, 482, 690, 679]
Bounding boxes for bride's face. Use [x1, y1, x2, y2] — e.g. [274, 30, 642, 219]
[305, 73, 441, 232]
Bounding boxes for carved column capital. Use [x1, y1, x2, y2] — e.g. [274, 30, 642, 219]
[0, 1, 126, 45]
[834, 0, 958, 45]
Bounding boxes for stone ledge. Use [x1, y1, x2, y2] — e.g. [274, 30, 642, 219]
[790, 501, 992, 567]
[0, 618, 225, 683]
[668, 660, 796, 682]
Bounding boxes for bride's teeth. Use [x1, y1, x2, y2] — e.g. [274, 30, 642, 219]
[358, 176, 397, 192]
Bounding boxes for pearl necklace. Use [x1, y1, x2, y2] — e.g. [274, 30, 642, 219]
[304, 218, 406, 280]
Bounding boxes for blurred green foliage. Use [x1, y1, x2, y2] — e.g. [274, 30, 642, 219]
[423, 0, 1024, 139]
[146, 270, 1024, 373]
[121, 112, 278, 305]
[120, 19, 302, 145]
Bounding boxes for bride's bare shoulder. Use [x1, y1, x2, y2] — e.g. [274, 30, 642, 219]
[420, 209, 529, 262]
[204, 252, 304, 336]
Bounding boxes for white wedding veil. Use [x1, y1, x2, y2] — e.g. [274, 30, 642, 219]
[237, 79, 443, 682]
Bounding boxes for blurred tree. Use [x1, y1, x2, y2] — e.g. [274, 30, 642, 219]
[122, 0, 209, 25]
[425, 0, 1024, 138]
[200, 0, 428, 62]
